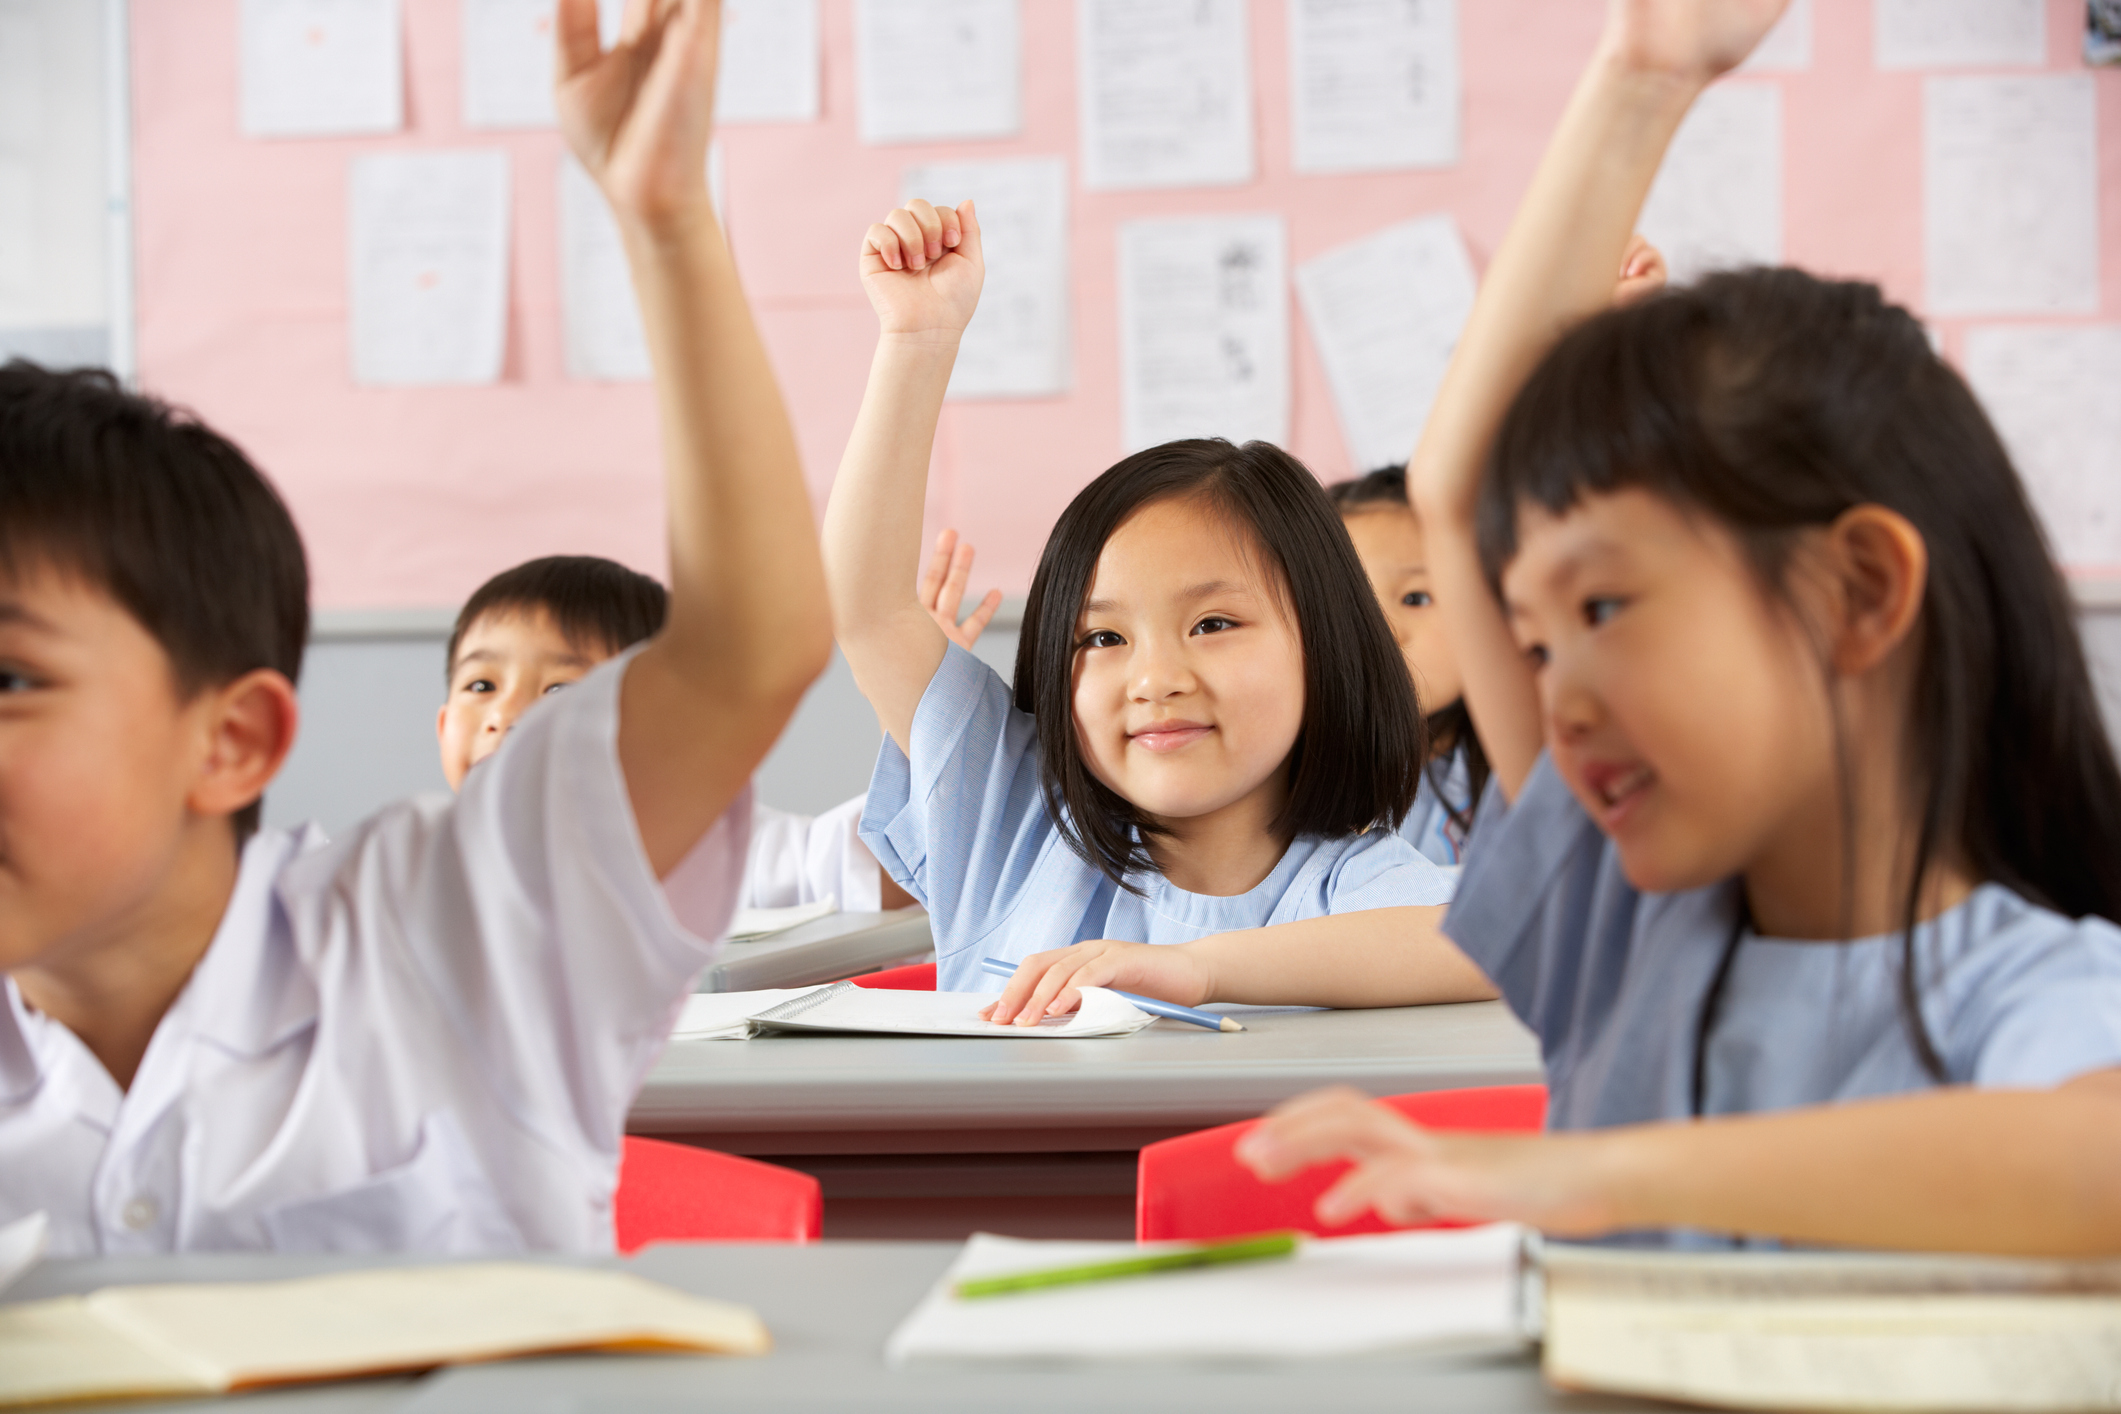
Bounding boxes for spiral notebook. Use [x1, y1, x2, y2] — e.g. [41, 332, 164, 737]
[670, 980, 1159, 1041]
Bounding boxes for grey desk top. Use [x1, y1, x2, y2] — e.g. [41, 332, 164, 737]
[695, 908, 933, 993]
[633, 1001, 1544, 1154]
[8, 1247, 1652, 1414]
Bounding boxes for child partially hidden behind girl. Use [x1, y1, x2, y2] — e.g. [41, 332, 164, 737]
[1240, 0, 2121, 1253]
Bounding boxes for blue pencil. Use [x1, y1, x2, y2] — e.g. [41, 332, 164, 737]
[979, 955, 1245, 1033]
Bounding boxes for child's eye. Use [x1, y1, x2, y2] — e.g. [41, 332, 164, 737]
[1401, 590, 1433, 608]
[1190, 616, 1237, 636]
[461, 678, 495, 695]
[542, 681, 569, 696]
[1583, 597, 1625, 627]
[0, 667, 38, 694]
[1079, 629, 1125, 650]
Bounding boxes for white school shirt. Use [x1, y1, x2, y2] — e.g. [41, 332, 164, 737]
[740, 796, 883, 912]
[0, 647, 744, 1258]
[859, 643, 1457, 993]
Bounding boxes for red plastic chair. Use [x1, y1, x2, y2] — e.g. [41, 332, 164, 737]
[614, 1136, 822, 1251]
[1136, 1085, 1547, 1243]
[848, 961, 937, 990]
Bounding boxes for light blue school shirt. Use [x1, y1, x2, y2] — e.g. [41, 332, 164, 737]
[861, 643, 1458, 993]
[1449, 752, 2121, 1133]
[1402, 745, 1474, 868]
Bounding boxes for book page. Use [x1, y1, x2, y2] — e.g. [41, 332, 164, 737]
[901, 157, 1069, 399]
[1295, 214, 1477, 472]
[0, 1297, 212, 1407]
[1925, 75, 2097, 316]
[717, 0, 820, 124]
[461, 0, 621, 130]
[888, 1225, 1527, 1363]
[1875, 0, 2045, 69]
[672, 988, 819, 1040]
[1965, 325, 2121, 570]
[1117, 214, 1288, 451]
[857, 0, 1021, 144]
[1078, 0, 1253, 191]
[348, 151, 511, 386]
[1288, 0, 1459, 175]
[751, 982, 1158, 1039]
[1638, 82, 1781, 286]
[240, 0, 402, 138]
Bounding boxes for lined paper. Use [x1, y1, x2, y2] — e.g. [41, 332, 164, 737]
[1289, 0, 1459, 174]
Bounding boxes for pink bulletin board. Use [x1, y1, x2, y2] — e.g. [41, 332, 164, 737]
[128, 1, 2121, 610]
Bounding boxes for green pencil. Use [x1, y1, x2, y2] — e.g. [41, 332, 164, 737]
[951, 1231, 1302, 1300]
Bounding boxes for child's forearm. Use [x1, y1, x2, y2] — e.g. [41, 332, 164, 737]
[1187, 908, 1500, 1009]
[822, 334, 959, 749]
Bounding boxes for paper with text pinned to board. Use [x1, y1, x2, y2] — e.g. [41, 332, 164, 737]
[1288, 0, 1459, 175]
[857, 0, 1021, 145]
[1078, 0, 1253, 191]
[901, 156, 1069, 400]
[1296, 213, 1477, 474]
[1118, 213, 1288, 453]
[1965, 325, 2121, 572]
[461, 0, 623, 130]
[240, 0, 401, 138]
[717, 0, 821, 124]
[1638, 82, 1782, 288]
[1875, 0, 2046, 70]
[556, 144, 725, 382]
[348, 150, 511, 387]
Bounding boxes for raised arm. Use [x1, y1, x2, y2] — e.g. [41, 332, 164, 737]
[1407, 0, 1786, 800]
[823, 202, 986, 751]
[556, 0, 830, 874]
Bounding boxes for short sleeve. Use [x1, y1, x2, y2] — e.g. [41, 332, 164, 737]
[1948, 905, 2121, 1090]
[857, 643, 1064, 963]
[1321, 830, 1459, 912]
[733, 795, 882, 913]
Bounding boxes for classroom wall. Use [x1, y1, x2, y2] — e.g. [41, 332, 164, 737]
[129, 0, 2121, 621]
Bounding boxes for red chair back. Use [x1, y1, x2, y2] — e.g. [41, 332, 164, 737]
[614, 1136, 821, 1251]
[848, 961, 937, 990]
[1135, 1085, 1547, 1243]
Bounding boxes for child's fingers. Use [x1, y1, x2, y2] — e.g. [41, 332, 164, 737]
[1236, 1089, 1425, 1179]
[935, 202, 962, 249]
[884, 208, 929, 269]
[903, 198, 946, 261]
[1316, 1155, 1441, 1228]
[988, 948, 1069, 1024]
[953, 200, 983, 267]
[554, 0, 605, 75]
[918, 528, 959, 605]
[865, 222, 907, 272]
[958, 589, 1004, 644]
[937, 541, 976, 618]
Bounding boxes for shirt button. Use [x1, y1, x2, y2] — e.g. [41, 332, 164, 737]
[120, 1197, 160, 1231]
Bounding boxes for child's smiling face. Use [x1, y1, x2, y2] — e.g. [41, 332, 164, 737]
[437, 609, 607, 789]
[1068, 496, 1307, 834]
[1341, 504, 1462, 723]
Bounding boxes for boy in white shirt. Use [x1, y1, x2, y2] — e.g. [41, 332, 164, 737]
[435, 532, 999, 917]
[0, 0, 828, 1256]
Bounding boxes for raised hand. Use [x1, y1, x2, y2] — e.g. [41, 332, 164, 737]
[555, 0, 719, 228]
[918, 529, 1003, 651]
[1599, 0, 1791, 84]
[1613, 233, 1668, 307]
[861, 200, 985, 339]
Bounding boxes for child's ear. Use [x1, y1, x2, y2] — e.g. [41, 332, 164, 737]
[1825, 505, 1927, 676]
[188, 669, 301, 821]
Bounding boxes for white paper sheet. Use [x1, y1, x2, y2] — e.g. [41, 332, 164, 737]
[727, 895, 839, 940]
[348, 151, 510, 387]
[240, 0, 402, 138]
[461, 0, 622, 130]
[887, 1225, 1527, 1363]
[1078, 0, 1253, 191]
[1288, 0, 1459, 174]
[1740, 0, 1811, 71]
[1638, 82, 1781, 286]
[900, 157, 1069, 399]
[857, 0, 1020, 144]
[1965, 325, 2121, 569]
[1925, 75, 2097, 317]
[1295, 215, 1476, 473]
[716, 0, 820, 124]
[1118, 215, 1287, 451]
[558, 143, 725, 382]
[671, 982, 1158, 1041]
[0, 1213, 46, 1298]
[1875, 0, 2045, 69]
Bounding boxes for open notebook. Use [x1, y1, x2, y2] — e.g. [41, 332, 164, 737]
[0, 1264, 766, 1408]
[671, 980, 1159, 1040]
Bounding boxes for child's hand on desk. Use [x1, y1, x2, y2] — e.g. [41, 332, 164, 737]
[919, 529, 1003, 651]
[1613, 233, 1667, 307]
[555, 0, 720, 229]
[982, 941, 1214, 1027]
[862, 200, 985, 340]
[1234, 1087, 1619, 1236]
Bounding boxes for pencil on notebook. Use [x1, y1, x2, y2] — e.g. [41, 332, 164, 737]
[978, 956, 1246, 1032]
[952, 1232, 1301, 1300]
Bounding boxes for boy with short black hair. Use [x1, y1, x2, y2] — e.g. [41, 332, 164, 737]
[0, 0, 830, 1255]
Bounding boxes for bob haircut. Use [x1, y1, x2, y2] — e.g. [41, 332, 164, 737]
[447, 555, 668, 676]
[1479, 266, 2121, 1076]
[0, 361, 309, 841]
[1013, 438, 1424, 886]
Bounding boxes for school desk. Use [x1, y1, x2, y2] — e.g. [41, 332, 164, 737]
[6, 1246, 1660, 1413]
[630, 1001, 1544, 1239]
[694, 907, 935, 993]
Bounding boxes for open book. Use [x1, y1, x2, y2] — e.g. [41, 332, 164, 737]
[671, 980, 1159, 1040]
[0, 1264, 766, 1408]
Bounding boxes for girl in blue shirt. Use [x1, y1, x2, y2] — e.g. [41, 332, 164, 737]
[1236, 0, 2121, 1255]
[823, 200, 1489, 1003]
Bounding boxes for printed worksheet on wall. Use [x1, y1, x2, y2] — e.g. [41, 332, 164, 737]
[461, 0, 622, 129]
[1296, 215, 1476, 473]
[1637, 83, 1781, 286]
[1965, 326, 2121, 570]
[1117, 214, 1288, 452]
[717, 0, 820, 124]
[347, 151, 510, 386]
[857, 0, 1020, 144]
[558, 144, 725, 381]
[240, 0, 401, 138]
[1288, 0, 1459, 174]
[1740, 0, 1811, 71]
[901, 156, 1068, 399]
[1079, 0, 1253, 191]
[1874, 0, 2045, 69]
[1925, 75, 2097, 316]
